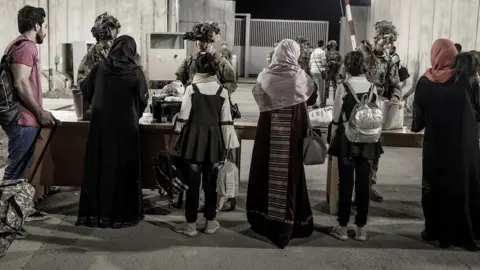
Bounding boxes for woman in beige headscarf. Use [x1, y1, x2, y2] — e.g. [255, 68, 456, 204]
[246, 39, 318, 249]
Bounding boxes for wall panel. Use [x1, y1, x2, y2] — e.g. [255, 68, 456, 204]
[432, 0, 452, 42]
[395, 0, 411, 64]
[418, 0, 436, 80]
[0, 0, 169, 90]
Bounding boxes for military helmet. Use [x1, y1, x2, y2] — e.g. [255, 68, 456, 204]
[373, 20, 398, 43]
[91, 12, 121, 41]
[183, 21, 221, 43]
[296, 36, 308, 44]
[328, 40, 338, 49]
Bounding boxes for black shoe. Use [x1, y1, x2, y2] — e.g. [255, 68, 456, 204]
[220, 198, 237, 212]
[370, 188, 384, 203]
[25, 210, 49, 222]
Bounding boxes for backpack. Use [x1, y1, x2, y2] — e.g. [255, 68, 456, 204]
[0, 39, 28, 126]
[343, 82, 383, 143]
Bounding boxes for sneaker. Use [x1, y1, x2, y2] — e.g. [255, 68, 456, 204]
[16, 227, 30, 239]
[370, 188, 384, 203]
[25, 210, 49, 222]
[354, 226, 367, 241]
[172, 222, 198, 237]
[330, 225, 348, 241]
[204, 220, 220, 235]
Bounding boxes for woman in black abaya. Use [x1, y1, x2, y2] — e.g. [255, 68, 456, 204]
[412, 39, 480, 251]
[76, 35, 148, 228]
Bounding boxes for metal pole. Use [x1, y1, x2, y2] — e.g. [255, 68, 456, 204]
[344, 0, 357, 49]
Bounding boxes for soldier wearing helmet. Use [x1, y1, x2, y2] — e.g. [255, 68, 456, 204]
[76, 12, 141, 87]
[175, 21, 237, 94]
[296, 37, 311, 74]
[325, 40, 342, 99]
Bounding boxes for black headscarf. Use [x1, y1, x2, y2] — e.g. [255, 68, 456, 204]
[105, 35, 139, 74]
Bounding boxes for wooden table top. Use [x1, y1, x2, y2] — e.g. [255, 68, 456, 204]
[51, 110, 423, 135]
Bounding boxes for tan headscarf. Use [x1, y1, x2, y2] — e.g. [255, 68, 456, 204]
[253, 39, 315, 112]
[425, 39, 457, 83]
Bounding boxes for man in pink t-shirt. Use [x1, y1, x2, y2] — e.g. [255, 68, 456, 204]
[2, 6, 56, 227]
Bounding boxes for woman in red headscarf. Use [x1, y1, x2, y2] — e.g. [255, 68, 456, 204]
[412, 39, 480, 251]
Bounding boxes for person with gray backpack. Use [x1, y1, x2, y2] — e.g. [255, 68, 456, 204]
[327, 51, 384, 242]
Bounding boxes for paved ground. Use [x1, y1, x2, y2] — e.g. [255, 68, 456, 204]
[0, 85, 479, 269]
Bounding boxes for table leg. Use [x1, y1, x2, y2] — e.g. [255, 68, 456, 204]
[326, 156, 339, 215]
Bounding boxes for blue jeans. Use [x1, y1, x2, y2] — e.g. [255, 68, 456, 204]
[2, 125, 39, 180]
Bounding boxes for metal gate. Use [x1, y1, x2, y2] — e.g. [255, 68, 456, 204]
[233, 16, 248, 77]
[234, 16, 329, 77]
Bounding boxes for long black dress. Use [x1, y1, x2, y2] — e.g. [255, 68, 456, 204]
[412, 76, 480, 251]
[76, 36, 149, 228]
[247, 92, 317, 249]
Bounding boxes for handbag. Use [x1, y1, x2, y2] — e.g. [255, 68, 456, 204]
[303, 103, 328, 165]
[398, 66, 410, 82]
[230, 96, 241, 119]
[378, 100, 404, 130]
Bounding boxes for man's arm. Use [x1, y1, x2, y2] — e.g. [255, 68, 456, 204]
[388, 63, 402, 102]
[175, 58, 190, 86]
[219, 58, 237, 95]
[12, 64, 55, 126]
[76, 54, 90, 88]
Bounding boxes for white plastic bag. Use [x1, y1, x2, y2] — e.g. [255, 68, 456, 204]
[378, 100, 404, 130]
[215, 160, 239, 210]
[309, 107, 333, 128]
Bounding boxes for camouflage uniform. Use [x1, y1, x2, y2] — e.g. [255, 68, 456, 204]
[325, 49, 342, 98]
[77, 41, 111, 87]
[76, 12, 142, 87]
[337, 44, 401, 100]
[77, 41, 142, 87]
[358, 44, 401, 100]
[267, 50, 274, 63]
[298, 48, 311, 74]
[219, 47, 233, 64]
[0, 180, 35, 258]
[175, 51, 237, 94]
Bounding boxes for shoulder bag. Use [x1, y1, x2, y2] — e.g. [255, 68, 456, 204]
[303, 102, 328, 165]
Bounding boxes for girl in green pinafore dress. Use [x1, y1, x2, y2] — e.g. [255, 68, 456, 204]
[172, 53, 240, 237]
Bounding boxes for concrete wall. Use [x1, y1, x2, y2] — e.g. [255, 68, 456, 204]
[0, 0, 169, 90]
[370, 0, 480, 86]
[178, 0, 235, 54]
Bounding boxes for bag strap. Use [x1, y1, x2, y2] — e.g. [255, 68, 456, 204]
[313, 49, 323, 72]
[367, 84, 375, 102]
[343, 82, 360, 103]
[191, 84, 200, 94]
[303, 102, 313, 132]
[6, 39, 30, 59]
[215, 86, 223, 96]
